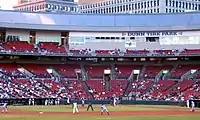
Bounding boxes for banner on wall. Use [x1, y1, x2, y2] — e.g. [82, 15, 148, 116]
[69, 31, 200, 37]
[122, 31, 183, 37]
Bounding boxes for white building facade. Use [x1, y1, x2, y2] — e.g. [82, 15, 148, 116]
[80, 0, 200, 14]
[14, 0, 79, 13]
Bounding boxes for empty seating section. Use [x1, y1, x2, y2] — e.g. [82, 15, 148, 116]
[171, 65, 200, 79]
[3, 41, 35, 52]
[149, 80, 196, 100]
[151, 80, 177, 97]
[54, 65, 79, 78]
[23, 64, 51, 78]
[67, 80, 89, 99]
[86, 65, 110, 78]
[184, 81, 200, 99]
[167, 80, 195, 95]
[110, 80, 128, 96]
[86, 80, 128, 99]
[39, 42, 66, 53]
[116, 65, 142, 79]
[1, 41, 67, 53]
[0, 64, 24, 77]
[181, 49, 200, 55]
[144, 66, 172, 79]
[86, 80, 105, 99]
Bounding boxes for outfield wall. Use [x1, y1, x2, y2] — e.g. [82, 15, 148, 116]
[71, 100, 185, 106]
[1, 98, 198, 107]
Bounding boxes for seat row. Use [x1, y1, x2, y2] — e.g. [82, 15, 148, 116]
[1, 63, 200, 79]
[2, 41, 200, 55]
[1, 77, 199, 101]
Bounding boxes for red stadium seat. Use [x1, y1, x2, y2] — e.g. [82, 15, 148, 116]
[85, 65, 111, 78]
[0, 64, 25, 77]
[150, 80, 177, 98]
[3, 41, 35, 52]
[39, 42, 66, 53]
[144, 66, 172, 79]
[23, 64, 51, 78]
[115, 65, 142, 79]
[181, 49, 200, 55]
[171, 65, 200, 79]
[54, 64, 80, 78]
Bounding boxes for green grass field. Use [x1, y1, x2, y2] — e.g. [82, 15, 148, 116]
[0, 105, 199, 120]
[9, 105, 172, 112]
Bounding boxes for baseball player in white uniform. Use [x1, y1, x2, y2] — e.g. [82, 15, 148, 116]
[45, 99, 48, 106]
[81, 98, 85, 107]
[72, 102, 79, 114]
[113, 97, 117, 106]
[29, 98, 32, 105]
[101, 104, 109, 115]
[67, 97, 70, 105]
[186, 99, 190, 108]
[191, 101, 195, 112]
[2, 103, 8, 113]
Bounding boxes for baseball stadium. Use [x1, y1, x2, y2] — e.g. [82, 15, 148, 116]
[0, 10, 200, 120]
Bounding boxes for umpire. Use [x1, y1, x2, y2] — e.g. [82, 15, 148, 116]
[87, 102, 94, 111]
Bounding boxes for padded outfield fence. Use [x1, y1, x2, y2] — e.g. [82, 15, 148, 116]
[1, 98, 200, 108]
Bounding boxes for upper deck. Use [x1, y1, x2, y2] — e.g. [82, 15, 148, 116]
[0, 10, 200, 31]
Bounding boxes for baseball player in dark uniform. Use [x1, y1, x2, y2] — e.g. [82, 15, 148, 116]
[87, 102, 94, 111]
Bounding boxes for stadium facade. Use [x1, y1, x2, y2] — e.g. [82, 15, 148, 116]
[14, 0, 79, 13]
[80, 0, 200, 14]
[1, 10, 200, 102]
[0, 10, 200, 50]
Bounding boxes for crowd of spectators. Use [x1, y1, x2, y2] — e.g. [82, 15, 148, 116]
[128, 80, 200, 101]
[0, 75, 87, 100]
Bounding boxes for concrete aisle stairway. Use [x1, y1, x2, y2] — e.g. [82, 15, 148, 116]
[81, 64, 94, 99]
